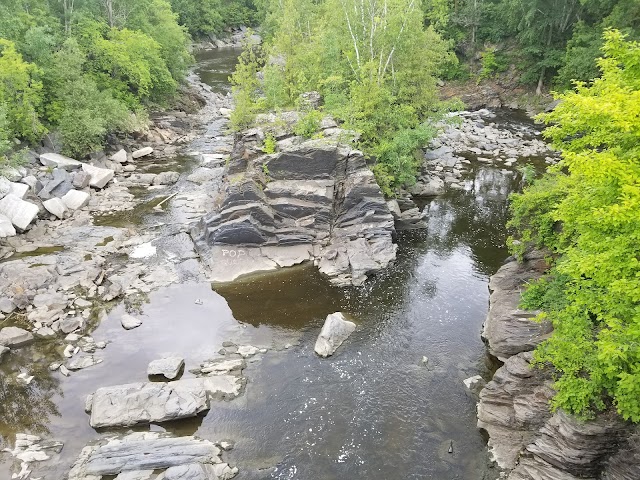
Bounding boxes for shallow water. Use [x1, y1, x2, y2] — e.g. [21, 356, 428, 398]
[0, 48, 537, 479]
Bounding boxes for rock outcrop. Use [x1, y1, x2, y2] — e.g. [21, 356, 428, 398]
[192, 117, 397, 286]
[479, 253, 637, 479]
[482, 251, 552, 362]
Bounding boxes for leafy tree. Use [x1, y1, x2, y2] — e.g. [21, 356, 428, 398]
[0, 39, 46, 142]
[509, 30, 640, 421]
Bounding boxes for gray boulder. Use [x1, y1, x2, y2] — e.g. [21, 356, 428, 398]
[147, 356, 185, 379]
[0, 193, 39, 230]
[61, 189, 90, 210]
[43, 197, 69, 219]
[314, 312, 356, 357]
[0, 326, 34, 348]
[82, 163, 114, 189]
[40, 152, 81, 170]
[88, 376, 243, 428]
[121, 314, 142, 330]
[153, 171, 180, 185]
[0, 176, 10, 199]
[9, 182, 28, 199]
[132, 147, 153, 159]
[67, 432, 236, 479]
[0, 213, 16, 237]
[110, 149, 128, 163]
[38, 168, 73, 199]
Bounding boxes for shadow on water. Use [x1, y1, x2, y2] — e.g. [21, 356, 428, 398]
[194, 48, 242, 95]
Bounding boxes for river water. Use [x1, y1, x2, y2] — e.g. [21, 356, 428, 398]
[0, 48, 539, 480]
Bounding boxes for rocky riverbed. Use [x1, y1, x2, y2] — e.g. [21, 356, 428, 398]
[4, 46, 629, 480]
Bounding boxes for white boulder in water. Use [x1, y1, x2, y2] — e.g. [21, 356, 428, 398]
[314, 312, 356, 357]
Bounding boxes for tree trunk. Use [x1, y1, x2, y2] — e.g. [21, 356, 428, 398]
[536, 68, 545, 96]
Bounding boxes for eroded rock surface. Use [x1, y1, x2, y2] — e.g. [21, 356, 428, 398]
[192, 121, 397, 286]
[314, 312, 356, 357]
[479, 251, 637, 478]
[482, 251, 552, 361]
[68, 432, 238, 480]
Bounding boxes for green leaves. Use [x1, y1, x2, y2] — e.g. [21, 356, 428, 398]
[512, 31, 640, 421]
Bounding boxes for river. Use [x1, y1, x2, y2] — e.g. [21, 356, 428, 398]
[0, 48, 542, 480]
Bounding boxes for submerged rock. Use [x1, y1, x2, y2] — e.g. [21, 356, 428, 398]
[314, 312, 356, 357]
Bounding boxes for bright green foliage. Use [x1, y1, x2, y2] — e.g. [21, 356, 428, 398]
[262, 133, 277, 154]
[293, 110, 323, 138]
[477, 46, 506, 82]
[229, 41, 264, 130]
[509, 30, 640, 421]
[233, 0, 456, 193]
[0, 39, 46, 142]
[170, 0, 223, 37]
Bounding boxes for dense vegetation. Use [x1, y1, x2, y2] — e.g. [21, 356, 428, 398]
[230, 0, 461, 195]
[424, 0, 640, 92]
[509, 31, 640, 422]
[0, 0, 262, 166]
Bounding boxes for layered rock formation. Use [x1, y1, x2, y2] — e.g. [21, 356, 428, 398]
[192, 117, 397, 286]
[479, 253, 637, 479]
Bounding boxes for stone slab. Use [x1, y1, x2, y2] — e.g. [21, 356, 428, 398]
[0, 194, 39, 230]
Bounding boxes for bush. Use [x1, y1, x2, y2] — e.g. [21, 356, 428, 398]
[293, 109, 323, 138]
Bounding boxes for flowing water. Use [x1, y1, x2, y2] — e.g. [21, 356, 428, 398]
[0, 48, 543, 480]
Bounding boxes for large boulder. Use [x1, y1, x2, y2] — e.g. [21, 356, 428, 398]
[0, 194, 39, 230]
[87, 377, 243, 428]
[0, 213, 16, 237]
[39, 152, 82, 170]
[0, 326, 34, 348]
[132, 147, 153, 159]
[61, 189, 90, 210]
[43, 197, 69, 219]
[147, 356, 185, 380]
[82, 163, 114, 189]
[68, 432, 237, 480]
[314, 312, 356, 357]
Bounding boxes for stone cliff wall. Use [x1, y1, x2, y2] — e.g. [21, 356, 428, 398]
[479, 253, 639, 479]
[191, 117, 397, 286]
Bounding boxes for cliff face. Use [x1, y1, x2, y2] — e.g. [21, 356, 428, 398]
[191, 117, 397, 286]
[479, 253, 639, 480]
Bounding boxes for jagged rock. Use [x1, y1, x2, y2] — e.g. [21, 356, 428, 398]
[515, 411, 632, 478]
[0, 326, 34, 347]
[477, 352, 555, 470]
[61, 189, 90, 210]
[68, 432, 236, 479]
[0, 193, 39, 230]
[60, 316, 83, 334]
[39, 168, 73, 199]
[82, 163, 115, 188]
[73, 171, 92, 189]
[482, 253, 552, 362]
[192, 126, 396, 286]
[43, 197, 69, 219]
[0, 213, 16, 237]
[39, 152, 82, 170]
[87, 376, 243, 428]
[463, 375, 486, 395]
[132, 147, 154, 159]
[0, 345, 9, 362]
[601, 429, 640, 480]
[237, 345, 259, 358]
[314, 312, 356, 357]
[147, 356, 185, 379]
[199, 358, 245, 375]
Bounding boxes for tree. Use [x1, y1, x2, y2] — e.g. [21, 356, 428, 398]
[0, 39, 45, 142]
[509, 30, 640, 421]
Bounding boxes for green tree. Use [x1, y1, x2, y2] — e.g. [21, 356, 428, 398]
[0, 39, 46, 141]
[509, 30, 640, 421]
